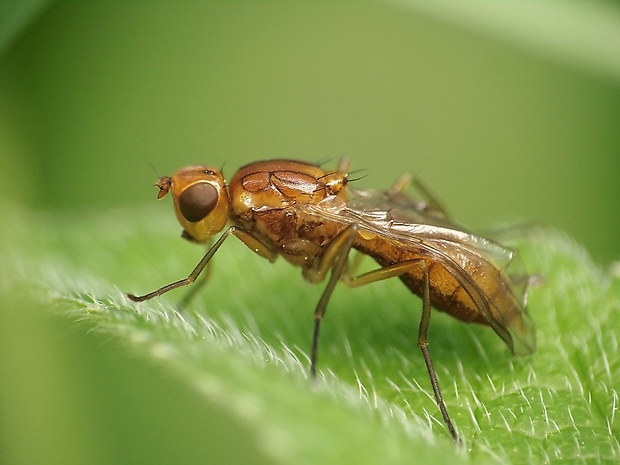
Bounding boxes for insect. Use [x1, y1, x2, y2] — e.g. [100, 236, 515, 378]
[127, 158, 536, 442]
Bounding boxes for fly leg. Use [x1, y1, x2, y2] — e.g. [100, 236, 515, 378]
[343, 259, 460, 443]
[390, 173, 450, 219]
[305, 224, 359, 378]
[416, 266, 460, 443]
[176, 263, 211, 309]
[176, 229, 278, 308]
[127, 226, 277, 302]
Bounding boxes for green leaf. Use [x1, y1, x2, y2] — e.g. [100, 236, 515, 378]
[1, 204, 619, 464]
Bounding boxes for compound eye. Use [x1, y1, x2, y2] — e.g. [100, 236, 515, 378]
[178, 183, 219, 222]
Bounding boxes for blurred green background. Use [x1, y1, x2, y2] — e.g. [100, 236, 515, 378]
[3, 0, 620, 260]
[1, 1, 619, 464]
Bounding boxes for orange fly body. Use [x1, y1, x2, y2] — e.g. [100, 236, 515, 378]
[128, 158, 536, 443]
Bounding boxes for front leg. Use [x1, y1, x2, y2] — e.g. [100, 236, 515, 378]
[127, 226, 277, 302]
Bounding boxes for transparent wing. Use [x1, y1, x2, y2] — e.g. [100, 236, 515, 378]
[302, 187, 536, 355]
[349, 187, 517, 266]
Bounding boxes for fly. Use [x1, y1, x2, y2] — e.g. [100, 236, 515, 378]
[127, 158, 536, 443]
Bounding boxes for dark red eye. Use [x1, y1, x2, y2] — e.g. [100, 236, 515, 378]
[178, 183, 218, 222]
